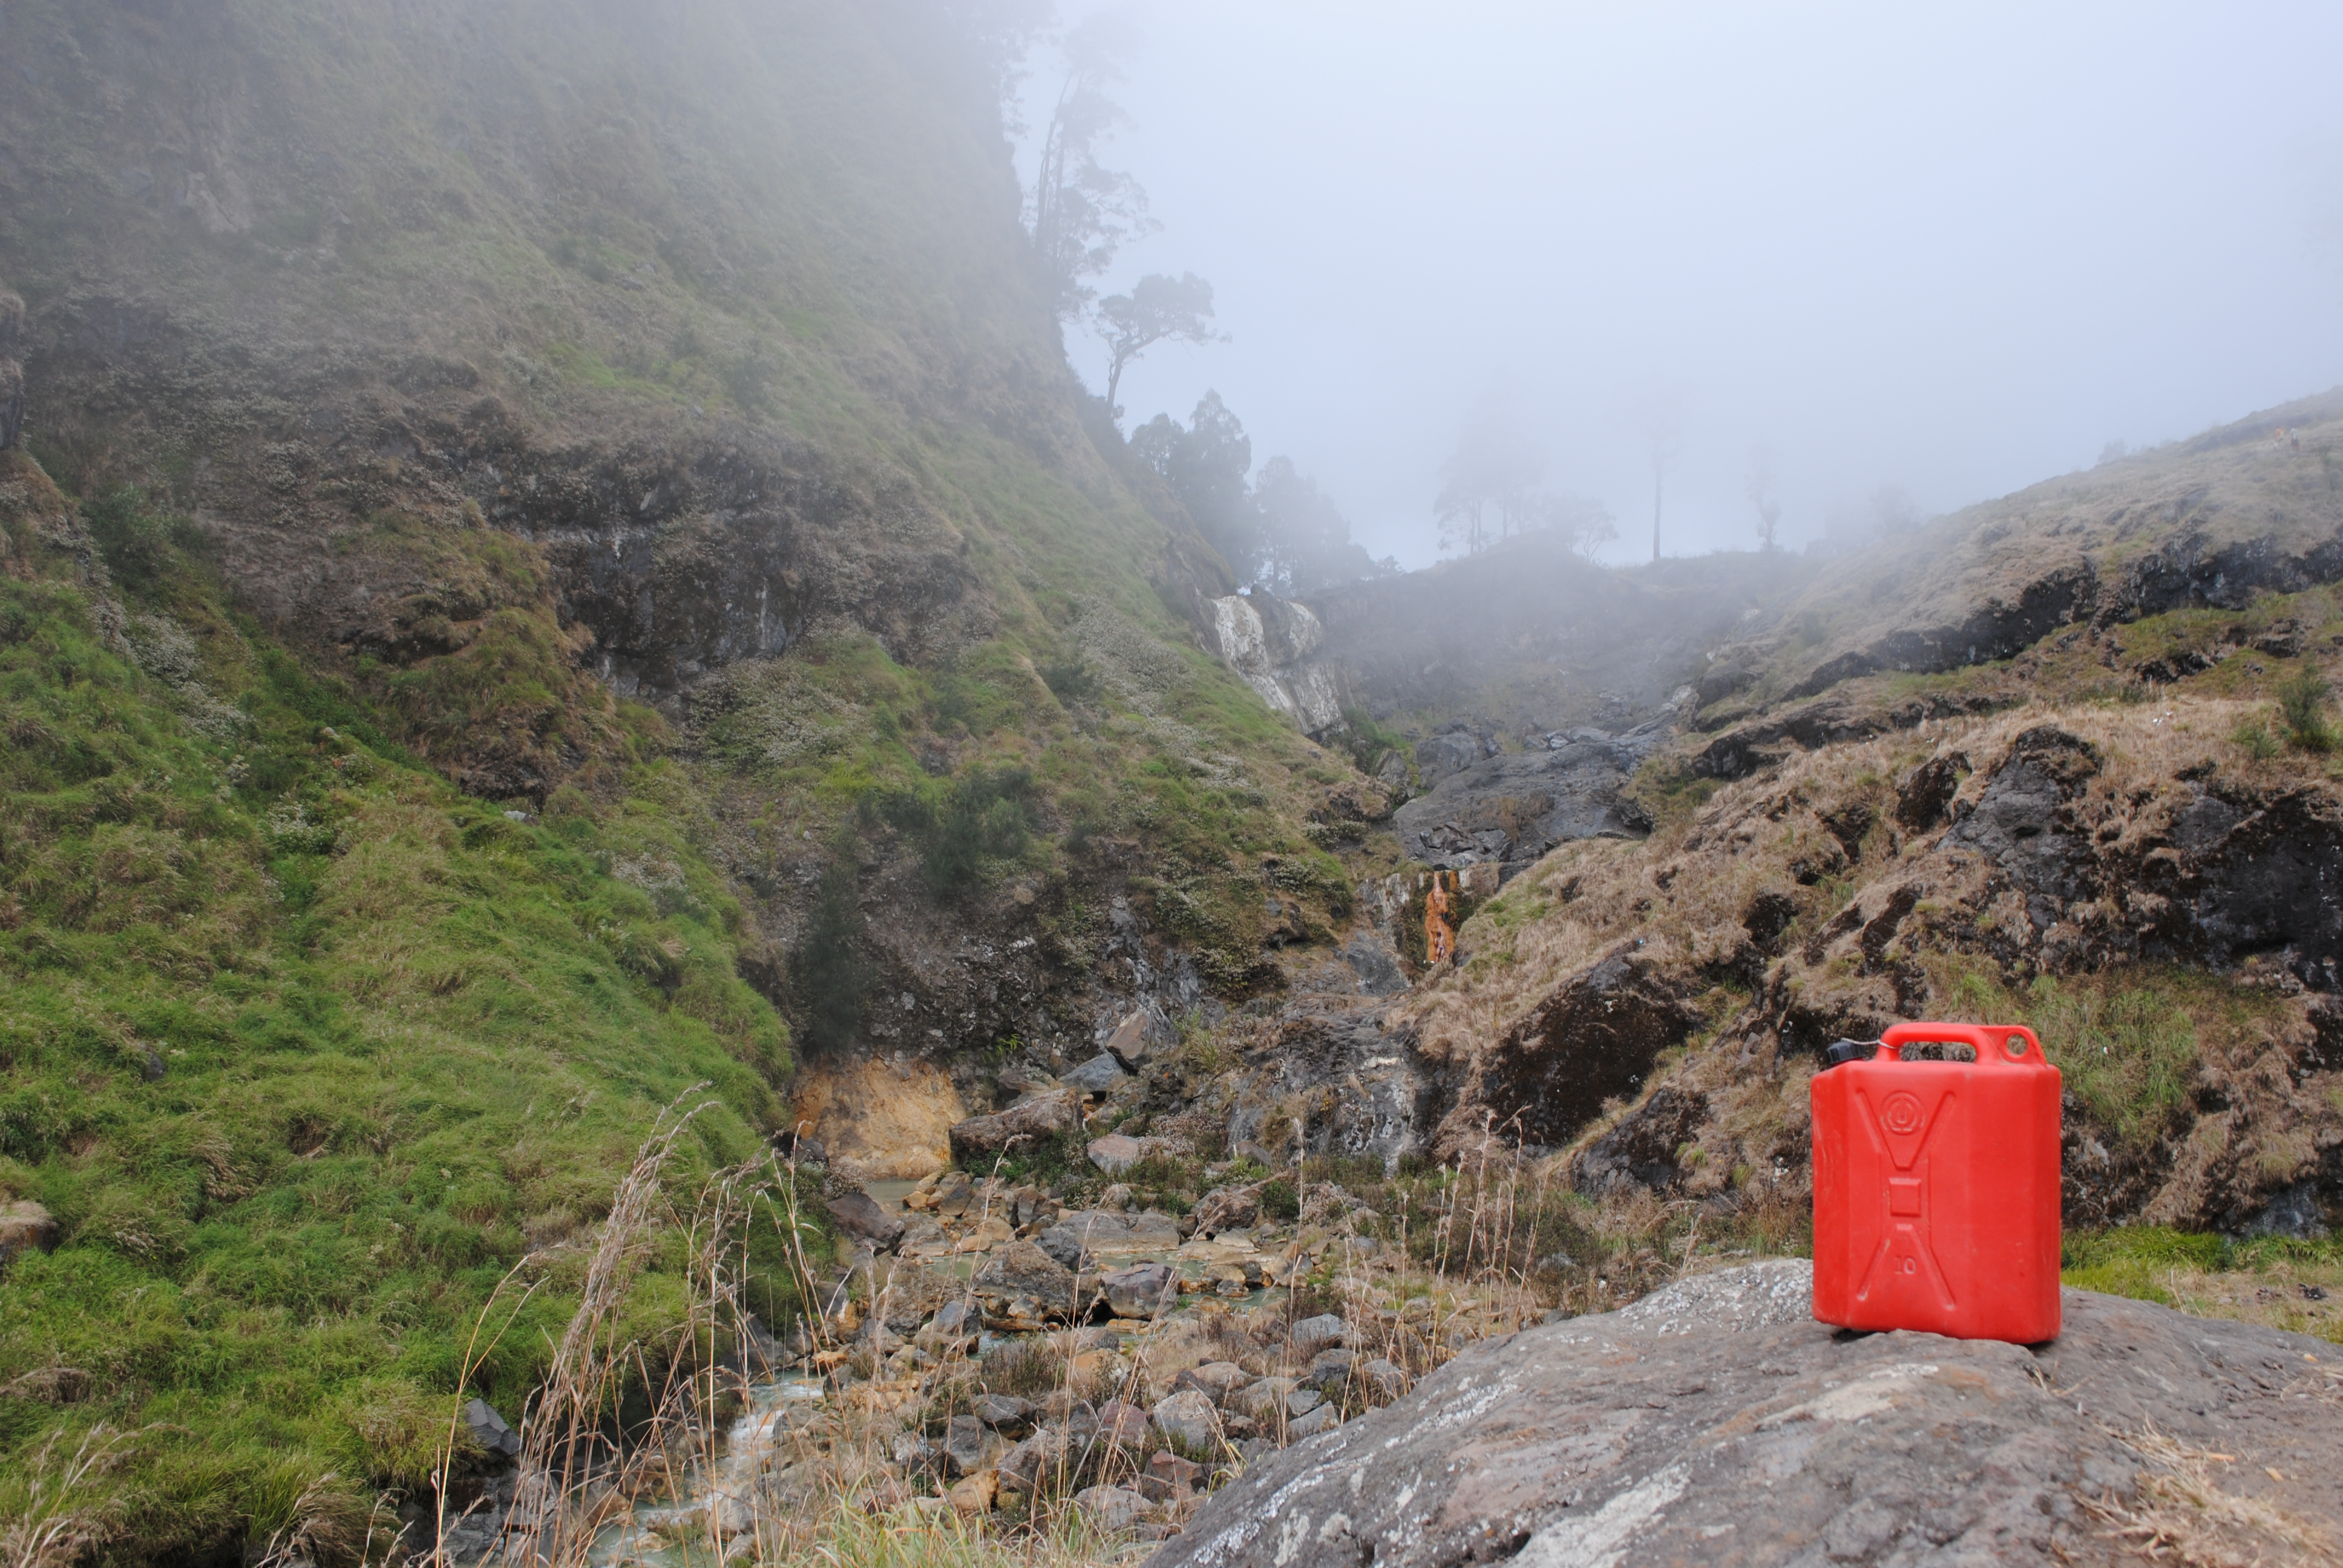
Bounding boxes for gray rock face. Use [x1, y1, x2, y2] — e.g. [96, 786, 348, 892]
[1149, 1262, 2343, 1568]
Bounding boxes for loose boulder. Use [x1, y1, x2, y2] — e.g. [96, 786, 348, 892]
[1190, 1183, 1260, 1235]
[824, 1191, 905, 1252]
[948, 1089, 1083, 1162]
[969, 1240, 1079, 1319]
[1099, 1261, 1175, 1319]
[1152, 1261, 2343, 1568]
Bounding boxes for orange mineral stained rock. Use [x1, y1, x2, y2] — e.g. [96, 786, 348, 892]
[1424, 871, 1455, 965]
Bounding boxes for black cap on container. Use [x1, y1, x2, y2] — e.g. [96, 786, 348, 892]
[1822, 1039, 1878, 1069]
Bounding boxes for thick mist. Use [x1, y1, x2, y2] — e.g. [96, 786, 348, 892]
[1023, 2, 2343, 569]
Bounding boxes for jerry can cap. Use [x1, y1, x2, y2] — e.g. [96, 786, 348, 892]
[1821, 1039, 1878, 1069]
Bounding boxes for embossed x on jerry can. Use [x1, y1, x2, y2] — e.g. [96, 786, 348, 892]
[1811, 1021, 2063, 1343]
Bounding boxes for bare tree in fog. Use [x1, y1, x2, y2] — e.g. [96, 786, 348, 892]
[1527, 492, 1619, 561]
[1434, 402, 1543, 555]
[1098, 271, 1222, 417]
[1027, 11, 1154, 319]
[1642, 391, 1688, 562]
[1746, 445, 1783, 550]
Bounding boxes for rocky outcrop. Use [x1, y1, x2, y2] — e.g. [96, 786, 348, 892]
[1937, 724, 2343, 989]
[1393, 722, 1665, 875]
[1218, 996, 1425, 1168]
[1152, 1261, 2343, 1568]
[1420, 946, 1702, 1159]
[0, 284, 22, 451]
[1204, 592, 1348, 736]
[1695, 389, 2343, 718]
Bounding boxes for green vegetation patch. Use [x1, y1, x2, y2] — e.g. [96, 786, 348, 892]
[0, 479, 811, 1560]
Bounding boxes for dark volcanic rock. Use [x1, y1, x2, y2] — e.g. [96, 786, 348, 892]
[1392, 732, 1662, 874]
[1150, 1262, 2343, 1568]
[1573, 1085, 1710, 1195]
[1423, 944, 1700, 1157]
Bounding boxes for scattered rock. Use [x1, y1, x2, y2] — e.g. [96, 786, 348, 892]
[1288, 1313, 1348, 1356]
[1037, 1209, 1182, 1269]
[1285, 1402, 1339, 1438]
[939, 1415, 992, 1478]
[1093, 1399, 1152, 1448]
[1173, 1361, 1252, 1401]
[1101, 1261, 1175, 1319]
[974, 1393, 1034, 1432]
[970, 1240, 1080, 1319]
[0, 1201, 59, 1267]
[945, 1468, 997, 1515]
[1075, 1484, 1150, 1530]
[1087, 1134, 1149, 1175]
[1190, 1184, 1260, 1235]
[1355, 1357, 1408, 1401]
[1150, 1389, 1223, 1451]
[824, 1191, 905, 1253]
[1063, 1053, 1129, 1094]
[463, 1397, 522, 1459]
[1101, 1010, 1160, 1073]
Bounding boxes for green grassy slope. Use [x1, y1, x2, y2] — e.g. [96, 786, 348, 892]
[0, 2, 1383, 1553]
[0, 457, 802, 1550]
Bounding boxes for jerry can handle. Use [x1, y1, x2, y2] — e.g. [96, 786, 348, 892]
[1878, 1021, 2043, 1065]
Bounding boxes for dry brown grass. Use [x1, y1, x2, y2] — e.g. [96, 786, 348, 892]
[2082, 1422, 2339, 1568]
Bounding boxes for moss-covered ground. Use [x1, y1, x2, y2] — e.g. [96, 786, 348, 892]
[0, 452, 822, 1554]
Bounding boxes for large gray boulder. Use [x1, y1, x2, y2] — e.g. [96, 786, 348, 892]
[1037, 1207, 1183, 1269]
[824, 1190, 904, 1252]
[969, 1239, 1080, 1318]
[1147, 1261, 2343, 1568]
[948, 1088, 1084, 1161]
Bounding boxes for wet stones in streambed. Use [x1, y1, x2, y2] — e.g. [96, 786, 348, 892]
[1038, 1207, 1181, 1269]
[1101, 1261, 1176, 1319]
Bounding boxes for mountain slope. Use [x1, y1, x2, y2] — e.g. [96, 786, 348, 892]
[1403, 395, 2343, 1244]
[0, 2, 1381, 1553]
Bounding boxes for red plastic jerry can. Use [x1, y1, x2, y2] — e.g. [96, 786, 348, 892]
[1811, 1021, 2063, 1344]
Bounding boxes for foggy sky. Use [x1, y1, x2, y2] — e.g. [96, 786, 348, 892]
[1022, 2, 2343, 569]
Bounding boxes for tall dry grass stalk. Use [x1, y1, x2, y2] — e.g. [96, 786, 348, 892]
[0, 1423, 156, 1568]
